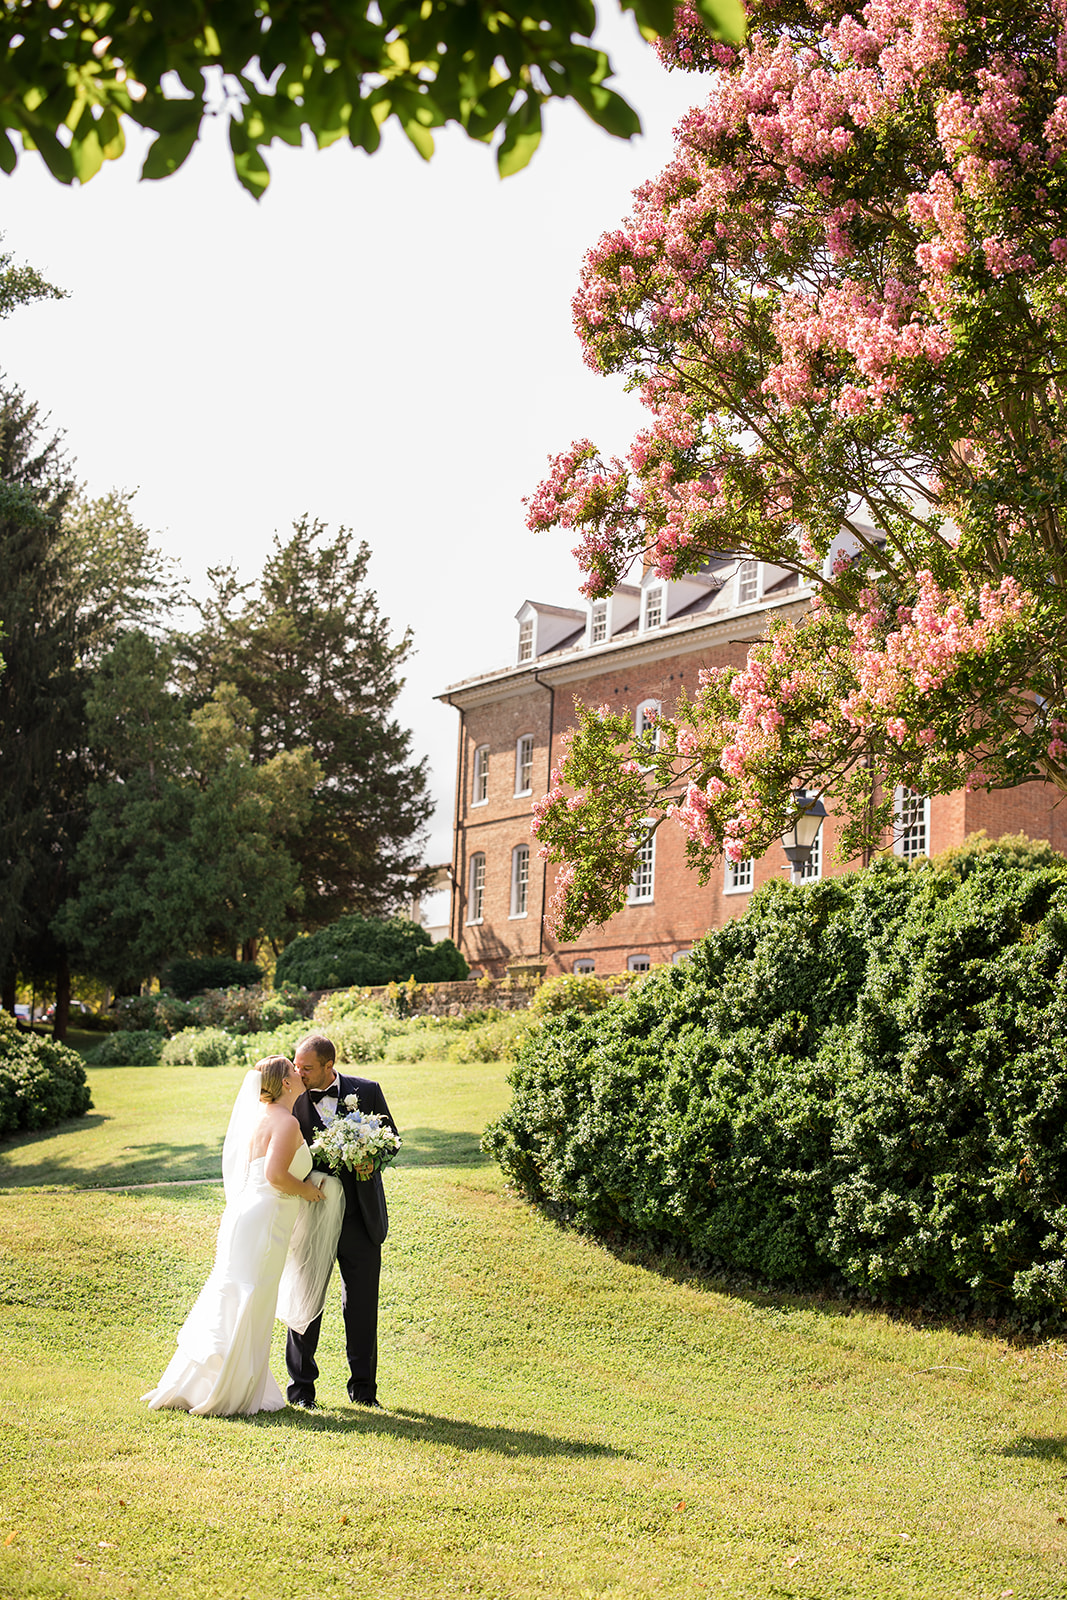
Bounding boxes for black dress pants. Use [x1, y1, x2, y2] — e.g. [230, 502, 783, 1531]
[285, 1205, 381, 1404]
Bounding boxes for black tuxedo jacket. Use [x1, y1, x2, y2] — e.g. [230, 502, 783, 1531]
[294, 1072, 395, 1247]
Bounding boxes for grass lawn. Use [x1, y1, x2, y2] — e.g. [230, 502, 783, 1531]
[1, 1057, 1066, 1599]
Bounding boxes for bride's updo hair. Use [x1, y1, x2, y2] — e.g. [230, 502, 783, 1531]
[257, 1056, 294, 1103]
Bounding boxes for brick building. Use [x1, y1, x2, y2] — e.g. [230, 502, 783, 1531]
[437, 557, 1067, 978]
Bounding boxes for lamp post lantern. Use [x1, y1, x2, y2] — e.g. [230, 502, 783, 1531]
[780, 789, 827, 882]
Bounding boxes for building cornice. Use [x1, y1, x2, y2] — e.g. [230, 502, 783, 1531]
[436, 591, 811, 711]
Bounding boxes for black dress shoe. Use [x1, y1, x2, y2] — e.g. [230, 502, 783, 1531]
[350, 1396, 384, 1410]
[289, 1397, 317, 1411]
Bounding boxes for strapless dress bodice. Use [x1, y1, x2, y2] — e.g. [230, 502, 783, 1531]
[248, 1144, 312, 1182]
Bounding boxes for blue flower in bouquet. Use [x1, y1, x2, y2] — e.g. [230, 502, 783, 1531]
[309, 1094, 402, 1178]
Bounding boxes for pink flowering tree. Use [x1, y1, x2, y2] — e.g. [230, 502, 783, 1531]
[528, 0, 1067, 939]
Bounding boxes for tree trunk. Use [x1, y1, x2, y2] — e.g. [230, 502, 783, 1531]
[242, 937, 258, 964]
[53, 957, 71, 1042]
[1, 971, 14, 1015]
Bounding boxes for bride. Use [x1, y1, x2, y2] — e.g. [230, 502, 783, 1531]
[143, 1055, 336, 1417]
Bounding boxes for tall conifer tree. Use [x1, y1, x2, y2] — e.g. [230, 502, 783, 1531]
[180, 518, 432, 936]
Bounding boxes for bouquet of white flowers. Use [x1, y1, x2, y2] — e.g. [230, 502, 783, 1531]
[309, 1095, 402, 1179]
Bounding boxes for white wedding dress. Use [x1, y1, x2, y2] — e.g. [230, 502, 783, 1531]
[143, 1144, 314, 1417]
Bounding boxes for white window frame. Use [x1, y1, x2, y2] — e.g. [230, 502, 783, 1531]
[514, 734, 534, 797]
[737, 559, 760, 606]
[894, 787, 930, 861]
[466, 853, 485, 923]
[510, 844, 530, 918]
[635, 698, 662, 747]
[724, 856, 755, 894]
[590, 601, 608, 645]
[671, 949, 692, 965]
[518, 618, 534, 662]
[573, 958, 596, 974]
[643, 586, 665, 631]
[627, 954, 651, 973]
[797, 827, 822, 882]
[471, 745, 489, 806]
[627, 824, 656, 904]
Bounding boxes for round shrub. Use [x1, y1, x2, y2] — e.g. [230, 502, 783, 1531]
[276, 914, 468, 989]
[528, 973, 611, 1019]
[160, 1027, 205, 1066]
[84, 1030, 165, 1067]
[0, 1013, 92, 1136]
[187, 1028, 240, 1068]
[112, 993, 200, 1036]
[484, 849, 1067, 1314]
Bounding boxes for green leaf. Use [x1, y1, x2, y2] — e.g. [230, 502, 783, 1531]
[622, 0, 679, 37]
[400, 112, 434, 161]
[497, 95, 542, 178]
[690, 0, 747, 43]
[569, 83, 641, 141]
[141, 120, 200, 181]
[0, 130, 18, 176]
[229, 125, 271, 200]
[71, 128, 104, 185]
[96, 108, 125, 163]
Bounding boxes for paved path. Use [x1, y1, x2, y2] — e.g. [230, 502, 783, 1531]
[84, 1177, 221, 1192]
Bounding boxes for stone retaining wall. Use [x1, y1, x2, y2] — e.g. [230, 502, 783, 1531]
[360, 978, 538, 1016]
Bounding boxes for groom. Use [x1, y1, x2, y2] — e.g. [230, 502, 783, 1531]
[286, 1032, 397, 1411]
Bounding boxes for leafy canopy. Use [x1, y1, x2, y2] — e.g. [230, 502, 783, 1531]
[1, 0, 745, 196]
[529, 0, 1067, 936]
[55, 631, 320, 990]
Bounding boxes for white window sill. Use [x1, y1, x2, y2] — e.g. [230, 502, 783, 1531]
[514, 788, 532, 798]
[723, 883, 753, 896]
[465, 917, 483, 926]
[627, 896, 654, 907]
[508, 912, 528, 921]
[470, 798, 488, 809]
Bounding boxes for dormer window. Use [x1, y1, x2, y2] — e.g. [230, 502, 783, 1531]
[590, 601, 608, 644]
[518, 619, 534, 662]
[737, 560, 760, 605]
[644, 587, 664, 630]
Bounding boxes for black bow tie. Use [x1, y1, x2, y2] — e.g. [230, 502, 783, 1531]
[309, 1087, 338, 1104]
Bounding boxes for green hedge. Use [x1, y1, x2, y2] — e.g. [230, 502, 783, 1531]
[484, 850, 1067, 1315]
[164, 958, 264, 999]
[0, 1013, 93, 1136]
[84, 1030, 166, 1066]
[275, 914, 468, 989]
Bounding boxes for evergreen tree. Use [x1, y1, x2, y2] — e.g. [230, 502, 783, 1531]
[0, 384, 80, 1018]
[56, 632, 319, 989]
[180, 517, 433, 934]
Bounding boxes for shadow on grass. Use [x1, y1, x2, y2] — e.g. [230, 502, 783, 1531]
[0, 1138, 222, 1190]
[239, 1403, 629, 1460]
[566, 1222, 1061, 1345]
[1001, 1436, 1067, 1461]
[399, 1127, 491, 1168]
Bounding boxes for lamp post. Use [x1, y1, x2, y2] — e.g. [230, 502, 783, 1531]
[780, 789, 827, 882]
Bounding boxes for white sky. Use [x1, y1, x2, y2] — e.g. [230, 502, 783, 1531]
[0, 19, 704, 865]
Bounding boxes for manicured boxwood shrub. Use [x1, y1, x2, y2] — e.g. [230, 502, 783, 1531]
[0, 1013, 92, 1136]
[275, 914, 468, 990]
[484, 848, 1067, 1314]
